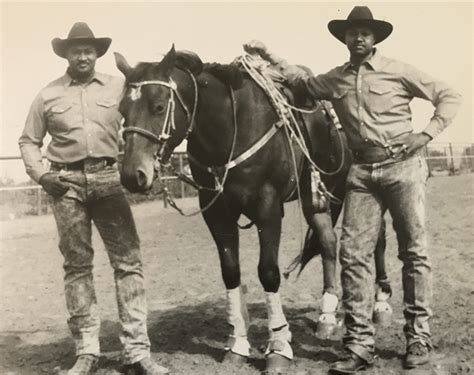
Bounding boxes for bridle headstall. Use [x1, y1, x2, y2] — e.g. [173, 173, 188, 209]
[122, 68, 198, 148]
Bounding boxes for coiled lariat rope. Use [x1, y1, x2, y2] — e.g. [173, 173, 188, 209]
[238, 54, 344, 204]
[147, 54, 346, 218]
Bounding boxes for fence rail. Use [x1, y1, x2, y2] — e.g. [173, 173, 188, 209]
[1, 143, 473, 219]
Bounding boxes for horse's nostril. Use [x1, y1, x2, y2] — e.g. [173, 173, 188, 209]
[136, 169, 148, 188]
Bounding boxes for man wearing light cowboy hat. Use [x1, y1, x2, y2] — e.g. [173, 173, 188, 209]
[19, 22, 169, 374]
[245, 5, 461, 374]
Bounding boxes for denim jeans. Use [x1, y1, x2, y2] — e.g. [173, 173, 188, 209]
[50, 163, 150, 364]
[339, 153, 432, 362]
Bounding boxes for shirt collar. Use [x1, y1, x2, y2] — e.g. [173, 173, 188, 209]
[63, 71, 106, 87]
[342, 48, 384, 72]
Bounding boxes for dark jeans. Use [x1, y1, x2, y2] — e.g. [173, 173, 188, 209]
[340, 153, 432, 362]
[50, 164, 150, 363]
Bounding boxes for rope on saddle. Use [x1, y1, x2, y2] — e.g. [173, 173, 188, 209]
[238, 54, 343, 204]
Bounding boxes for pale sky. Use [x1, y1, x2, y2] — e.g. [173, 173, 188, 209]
[0, 1, 472, 180]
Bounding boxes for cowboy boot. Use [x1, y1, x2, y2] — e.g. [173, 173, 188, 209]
[329, 352, 371, 374]
[404, 341, 430, 369]
[125, 357, 170, 374]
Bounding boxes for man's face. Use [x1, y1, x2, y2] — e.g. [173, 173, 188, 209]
[66, 42, 98, 77]
[345, 26, 376, 57]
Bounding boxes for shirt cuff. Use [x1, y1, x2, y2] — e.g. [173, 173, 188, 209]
[422, 120, 442, 140]
[28, 168, 48, 184]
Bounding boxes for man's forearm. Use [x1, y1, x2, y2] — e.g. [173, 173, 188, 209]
[18, 142, 47, 183]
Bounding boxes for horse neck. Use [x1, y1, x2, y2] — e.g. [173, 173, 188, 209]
[189, 75, 278, 164]
[165, 68, 197, 149]
[188, 73, 236, 162]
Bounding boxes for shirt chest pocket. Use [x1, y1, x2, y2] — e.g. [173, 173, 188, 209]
[368, 84, 393, 114]
[95, 99, 121, 124]
[96, 99, 117, 109]
[49, 103, 72, 115]
[46, 103, 74, 131]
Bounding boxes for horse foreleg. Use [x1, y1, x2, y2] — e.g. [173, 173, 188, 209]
[373, 217, 393, 326]
[200, 193, 250, 361]
[255, 188, 293, 371]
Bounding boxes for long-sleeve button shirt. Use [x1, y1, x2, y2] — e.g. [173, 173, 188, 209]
[18, 71, 124, 182]
[291, 49, 462, 151]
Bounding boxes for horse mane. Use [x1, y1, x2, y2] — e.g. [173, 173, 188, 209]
[203, 63, 244, 89]
[124, 55, 243, 90]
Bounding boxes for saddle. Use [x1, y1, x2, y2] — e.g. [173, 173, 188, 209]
[202, 57, 343, 174]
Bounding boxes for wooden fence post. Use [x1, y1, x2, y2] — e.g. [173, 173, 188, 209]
[448, 142, 455, 175]
[179, 154, 185, 198]
[37, 188, 42, 216]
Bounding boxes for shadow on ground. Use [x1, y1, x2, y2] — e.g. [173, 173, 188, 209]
[0, 300, 347, 374]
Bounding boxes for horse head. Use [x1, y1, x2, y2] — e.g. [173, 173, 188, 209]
[114, 45, 203, 192]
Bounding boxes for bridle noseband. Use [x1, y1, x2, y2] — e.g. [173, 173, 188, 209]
[122, 69, 198, 149]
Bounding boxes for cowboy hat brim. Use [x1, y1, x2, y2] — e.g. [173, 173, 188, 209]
[328, 19, 393, 44]
[52, 37, 112, 58]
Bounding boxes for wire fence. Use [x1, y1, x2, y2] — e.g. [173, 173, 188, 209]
[1, 143, 473, 220]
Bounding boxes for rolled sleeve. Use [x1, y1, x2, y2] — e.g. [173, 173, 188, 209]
[18, 93, 48, 182]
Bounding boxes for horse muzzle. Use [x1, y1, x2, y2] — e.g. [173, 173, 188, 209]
[120, 162, 155, 193]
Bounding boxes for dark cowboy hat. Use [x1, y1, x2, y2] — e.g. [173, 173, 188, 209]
[328, 6, 393, 44]
[52, 22, 112, 58]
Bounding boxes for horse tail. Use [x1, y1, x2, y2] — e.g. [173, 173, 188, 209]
[283, 228, 322, 279]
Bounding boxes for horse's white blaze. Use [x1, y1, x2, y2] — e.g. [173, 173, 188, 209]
[129, 87, 141, 101]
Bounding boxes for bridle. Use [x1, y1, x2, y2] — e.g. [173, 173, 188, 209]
[122, 68, 198, 152]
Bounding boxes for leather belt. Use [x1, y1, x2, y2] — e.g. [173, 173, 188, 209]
[50, 157, 116, 171]
[352, 147, 392, 164]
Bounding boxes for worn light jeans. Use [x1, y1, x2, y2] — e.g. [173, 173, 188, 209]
[50, 163, 150, 364]
[340, 153, 432, 362]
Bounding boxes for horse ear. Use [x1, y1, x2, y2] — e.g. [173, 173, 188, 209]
[114, 52, 132, 77]
[176, 50, 203, 76]
[158, 44, 177, 77]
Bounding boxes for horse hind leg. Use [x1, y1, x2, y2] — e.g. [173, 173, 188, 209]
[305, 213, 340, 339]
[373, 217, 393, 326]
[254, 187, 293, 372]
[200, 193, 250, 363]
[301, 170, 339, 339]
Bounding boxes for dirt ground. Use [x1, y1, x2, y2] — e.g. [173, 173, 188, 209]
[1, 174, 473, 374]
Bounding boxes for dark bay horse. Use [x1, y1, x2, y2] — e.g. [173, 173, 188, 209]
[114, 46, 390, 371]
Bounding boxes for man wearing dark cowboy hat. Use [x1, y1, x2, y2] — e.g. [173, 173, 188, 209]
[19, 22, 169, 374]
[246, 5, 461, 374]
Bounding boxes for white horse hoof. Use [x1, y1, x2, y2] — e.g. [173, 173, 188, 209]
[373, 301, 393, 326]
[315, 313, 337, 339]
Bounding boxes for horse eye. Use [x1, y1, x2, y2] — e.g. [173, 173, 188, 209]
[153, 103, 166, 114]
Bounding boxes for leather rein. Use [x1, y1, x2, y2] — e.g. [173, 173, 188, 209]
[123, 69, 289, 217]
